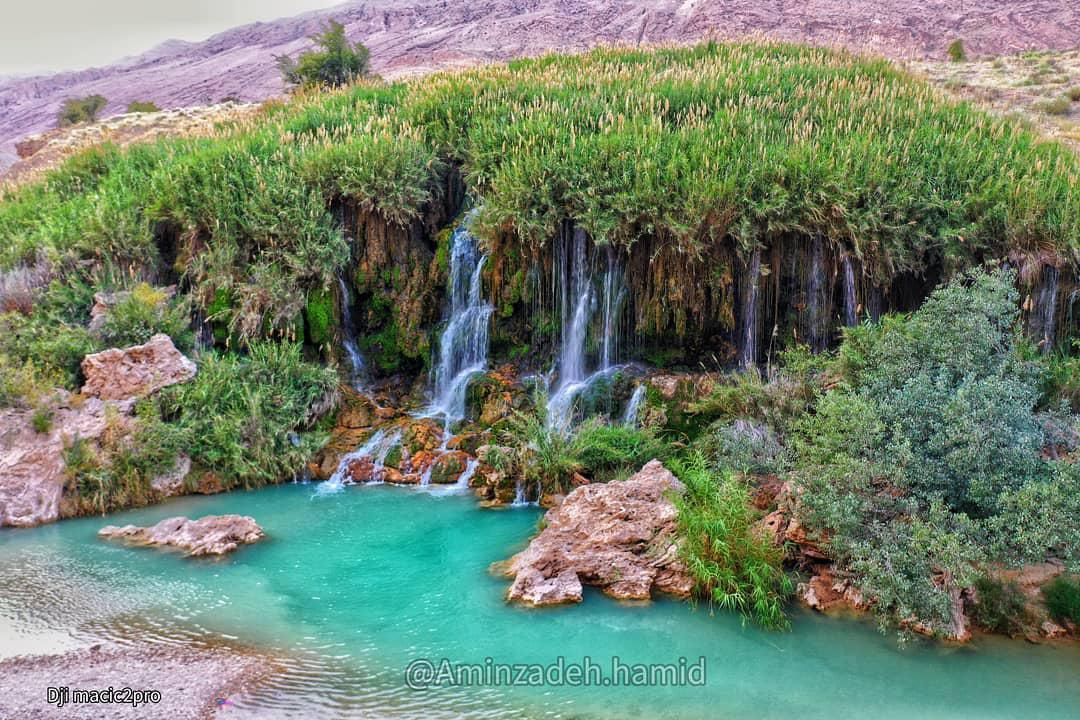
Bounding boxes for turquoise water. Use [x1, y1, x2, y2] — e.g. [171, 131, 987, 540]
[2, 482, 1079, 719]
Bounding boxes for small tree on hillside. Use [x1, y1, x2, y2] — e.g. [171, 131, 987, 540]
[276, 20, 370, 90]
[57, 95, 107, 127]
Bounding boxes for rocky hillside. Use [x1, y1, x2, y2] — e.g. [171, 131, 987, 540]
[1, 0, 1077, 169]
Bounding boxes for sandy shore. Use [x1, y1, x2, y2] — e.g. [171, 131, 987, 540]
[0, 642, 277, 719]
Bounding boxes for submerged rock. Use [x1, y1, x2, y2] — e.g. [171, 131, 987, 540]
[81, 333, 196, 401]
[99, 515, 264, 556]
[502, 459, 693, 606]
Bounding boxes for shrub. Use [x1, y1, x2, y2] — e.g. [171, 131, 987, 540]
[1043, 576, 1080, 625]
[276, 20, 370, 89]
[31, 406, 53, 434]
[1034, 96, 1071, 116]
[695, 418, 787, 475]
[0, 354, 57, 408]
[1068, 87, 1080, 102]
[501, 393, 668, 493]
[947, 40, 966, 62]
[63, 401, 183, 515]
[794, 269, 1067, 636]
[158, 342, 338, 489]
[673, 452, 792, 629]
[97, 283, 194, 352]
[972, 576, 1029, 634]
[58, 95, 107, 127]
[126, 101, 160, 114]
[0, 312, 98, 391]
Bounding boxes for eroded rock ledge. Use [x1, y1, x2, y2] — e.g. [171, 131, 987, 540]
[501, 460, 694, 606]
[99, 515, 264, 556]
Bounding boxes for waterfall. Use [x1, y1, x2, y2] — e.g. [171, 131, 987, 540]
[739, 249, 762, 368]
[456, 458, 479, 489]
[1031, 265, 1060, 353]
[622, 385, 647, 427]
[806, 238, 827, 352]
[426, 214, 493, 424]
[338, 275, 366, 389]
[842, 255, 858, 327]
[547, 227, 626, 431]
[512, 477, 529, 507]
[316, 429, 401, 496]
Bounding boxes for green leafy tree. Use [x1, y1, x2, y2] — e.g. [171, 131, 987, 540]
[277, 20, 370, 90]
[57, 95, 107, 127]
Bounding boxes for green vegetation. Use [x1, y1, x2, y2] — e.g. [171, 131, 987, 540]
[971, 576, 1029, 634]
[2, 43, 1077, 361]
[1034, 96, 1071, 115]
[501, 392, 668, 494]
[125, 101, 161, 114]
[948, 40, 967, 63]
[793, 269, 1079, 636]
[277, 20, 370, 90]
[30, 405, 53, 434]
[158, 342, 337, 489]
[98, 283, 194, 352]
[1042, 576, 1080, 625]
[63, 401, 181, 515]
[1068, 87, 1080, 102]
[673, 452, 792, 629]
[57, 94, 107, 127]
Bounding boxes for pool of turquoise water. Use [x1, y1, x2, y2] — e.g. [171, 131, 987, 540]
[1, 482, 1078, 719]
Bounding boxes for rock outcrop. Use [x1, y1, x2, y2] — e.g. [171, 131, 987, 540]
[99, 515, 264, 556]
[81, 334, 196, 401]
[0, 393, 130, 528]
[502, 460, 694, 606]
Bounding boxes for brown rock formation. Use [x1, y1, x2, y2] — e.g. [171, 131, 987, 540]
[0, 393, 132, 528]
[81, 334, 196, 401]
[98, 515, 264, 556]
[502, 459, 693, 606]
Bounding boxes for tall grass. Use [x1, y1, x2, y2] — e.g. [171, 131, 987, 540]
[0, 42, 1075, 342]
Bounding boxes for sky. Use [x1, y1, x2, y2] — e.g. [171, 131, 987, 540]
[0, 1, 344, 76]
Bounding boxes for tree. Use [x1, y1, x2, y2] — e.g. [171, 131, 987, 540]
[57, 95, 107, 127]
[276, 20, 370, 90]
[125, 101, 160, 114]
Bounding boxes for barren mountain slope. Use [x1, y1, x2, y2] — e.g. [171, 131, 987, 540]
[1, 0, 1077, 168]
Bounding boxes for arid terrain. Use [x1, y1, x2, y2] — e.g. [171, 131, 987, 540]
[1, 0, 1078, 169]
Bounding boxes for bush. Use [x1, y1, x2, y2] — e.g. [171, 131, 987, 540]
[0, 312, 98, 391]
[673, 453, 792, 629]
[126, 101, 161, 114]
[158, 342, 338, 488]
[794, 269, 1067, 636]
[1034, 96, 1071, 116]
[63, 401, 183, 515]
[276, 20, 370, 89]
[695, 419, 787, 475]
[97, 283, 194, 352]
[1068, 87, 1080, 102]
[58, 95, 107, 127]
[972, 576, 1029, 634]
[947, 40, 966, 62]
[31, 406, 53, 434]
[501, 393, 669, 493]
[1043, 576, 1080, 625]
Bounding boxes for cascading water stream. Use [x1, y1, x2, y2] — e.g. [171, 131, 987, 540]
[842, 255, 858, 327]
[337, 275, 366, 389]
[806, 238, 827, 352]
[739, 249, 762, 368]
[425, 214, 493, 428]
[622, 385, 647, 427]
[1032, 265, 1059, 353]
[547, 228, 628, 431]
[316, 429, 401, 496]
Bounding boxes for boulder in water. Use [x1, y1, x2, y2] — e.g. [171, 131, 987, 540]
[502, 460, 694, 606]
[99, 515, 264, 556]
[81, 334, 196, 401]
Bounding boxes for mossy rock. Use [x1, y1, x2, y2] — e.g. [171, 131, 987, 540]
[305, 287, 335, 347]
[430, 451, 469, 484]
